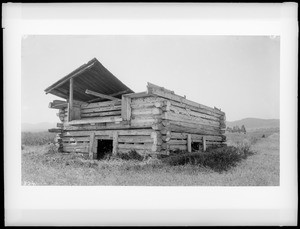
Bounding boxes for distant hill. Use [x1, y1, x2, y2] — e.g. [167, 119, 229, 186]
[226, 118, 279, 131]
[22, 122, 56, 132]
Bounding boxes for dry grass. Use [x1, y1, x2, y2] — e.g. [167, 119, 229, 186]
[21, 129, 279, 186]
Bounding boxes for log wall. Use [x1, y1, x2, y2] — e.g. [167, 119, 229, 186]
[48, 83, 226, 157]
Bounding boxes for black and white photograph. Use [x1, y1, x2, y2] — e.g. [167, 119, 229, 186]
[3, 3, 297, 226]
[21, 35, 280, 186]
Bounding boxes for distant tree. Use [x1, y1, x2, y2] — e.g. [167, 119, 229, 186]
[241, 125, 247, 134]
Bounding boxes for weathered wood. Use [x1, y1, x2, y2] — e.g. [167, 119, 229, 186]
[147, 82, 175, 94]
[73, 106, 81, 120]
[163, 111, 220, 127]
[49, 101, 68, 109]
[62, 137, 90, 142]
[131, 108, 162, 116]
[89, 133, 95, 159]
[67, 116, 122, 125]
[187, 134, 192, 153]
[162, 122, 223, 136]
[68, 78, 74, 122]
[48, 128, 62, 133]
[162, 120, 221, 133]
[57, 123, 63, 128]
[112, 132, 118, 155]
[166, 104, 221, 122]
[87, 90, 131, 103]
[203, 136, 207, 151]
[81, 110, 122, 118]
[131, 96, 166, 105]
[147, 83, 225, 116]
[81, 100, 122, 109]
[118, 136, 153, 143]
[123, 91, 149, 99]
[169, 101, 223, 119]
[121, 95, 132, 121]
[81, 105, 121, 114]
[85, 89, 121, 101]
[131, 101, 164, 109]
[63, 129, 154, 137]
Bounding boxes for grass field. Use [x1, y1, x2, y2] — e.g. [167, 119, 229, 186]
[21, 129, 279, 186]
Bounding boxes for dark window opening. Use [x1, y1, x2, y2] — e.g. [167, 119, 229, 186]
[191, 142, 200, 151]
[97, 139, 113, 160]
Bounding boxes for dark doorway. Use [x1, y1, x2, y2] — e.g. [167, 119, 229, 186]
[191, 142, 200, 152]
[97, 139, 113, 160]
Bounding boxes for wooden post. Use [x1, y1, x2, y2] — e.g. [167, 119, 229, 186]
[187, 134, 192, 153]
[89, 132, 95, 160]
[68, 78, 74, 121]
[121, 95, 132, 121]
[203, 136, 207, 151]
[112, 132, 118, 155]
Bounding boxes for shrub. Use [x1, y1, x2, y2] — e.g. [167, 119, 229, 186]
[161, 145, 256, 173]
[116, 150, 144, 161]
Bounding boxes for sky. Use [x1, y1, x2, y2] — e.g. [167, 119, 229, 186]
[22, 35, 280, 124]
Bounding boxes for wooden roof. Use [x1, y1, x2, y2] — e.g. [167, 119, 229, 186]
[44, 58, 134, 102]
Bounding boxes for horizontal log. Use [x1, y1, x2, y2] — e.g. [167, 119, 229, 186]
[163, 111, 220, 127]
[169, 132, 224, 142]
[131, 96, 166, 105]
[124, 92, 149, 99]
[131, 107, 162, 116]
[85, 89, 121, 101]
[81, 100, 122, 109]
[131, 101, 164, 109]
[162, 123, 223, 136]
[57, 123, 63, 128]
[81, 110, 122, 118]
[63, 129, 155, 137]
[167, 139, 187, 145]
[81, 105, 122, 114]
[169, 101, 223, 119]
[118, 136, 153, 143]
[67, 116, 122, 125]
[48, 128, 62, 133]
[147, 83, 225, 116]
[162, 119, 221, 133]
[167, 105, 221, 123]
[49, 102, 68, 109]
[62, 137, 90, 142]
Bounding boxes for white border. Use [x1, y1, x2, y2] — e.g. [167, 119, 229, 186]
[3, 3, 298, 226]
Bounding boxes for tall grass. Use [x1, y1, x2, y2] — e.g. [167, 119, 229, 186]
[22, 131, 56, 146]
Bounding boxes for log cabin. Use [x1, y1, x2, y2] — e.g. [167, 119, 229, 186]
[45, 58, 226, 159]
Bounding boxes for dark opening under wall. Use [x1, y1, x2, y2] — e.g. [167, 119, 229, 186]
[97, 139, 113, 159]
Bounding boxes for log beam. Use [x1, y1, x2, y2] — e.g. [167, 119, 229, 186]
[85, 89, 121, 101]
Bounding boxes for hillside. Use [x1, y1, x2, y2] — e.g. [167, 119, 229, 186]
[226, 118, 279, 131]
[22, 122, 56, 132]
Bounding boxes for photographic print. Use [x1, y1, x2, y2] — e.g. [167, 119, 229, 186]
[21, 35, 280, 186]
